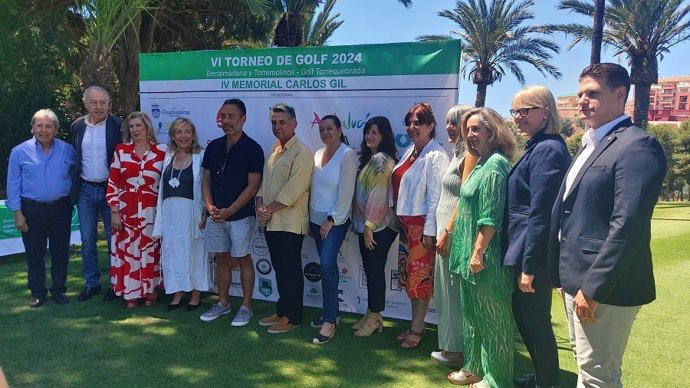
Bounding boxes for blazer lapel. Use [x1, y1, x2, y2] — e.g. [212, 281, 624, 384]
[564, 119, 632, 199]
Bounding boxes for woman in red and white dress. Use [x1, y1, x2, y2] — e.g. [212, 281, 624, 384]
[106, 111, 166, 308]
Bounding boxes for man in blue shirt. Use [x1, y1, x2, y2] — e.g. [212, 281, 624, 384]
[7, 109, 76, 307]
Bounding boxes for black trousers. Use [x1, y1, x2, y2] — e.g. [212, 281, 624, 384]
[358, 226, 398, 313]
[512, 268, 561, 386]
[20, 197, 72, 298]
[265, 231, 305, 325]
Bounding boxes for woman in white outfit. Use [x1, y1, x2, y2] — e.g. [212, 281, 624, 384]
[153, 117, 209, 311]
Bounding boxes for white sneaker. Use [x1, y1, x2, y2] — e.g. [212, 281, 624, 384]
[231, 305, 253, 327]
[200, 303, 232, 322]
[431, 350, 463, 368]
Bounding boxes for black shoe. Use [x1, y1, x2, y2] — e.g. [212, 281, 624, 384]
[53, 292, 69, 304]
[514, 374, 536, 388]
[167, 302, 183, 311]
[77, 285, 102, 301]
[28, 296, 45, 308]
[103, 287, 117, 301]
[186, 302, 201, 311]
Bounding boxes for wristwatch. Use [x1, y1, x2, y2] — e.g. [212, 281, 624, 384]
[327, 215, 335, 223]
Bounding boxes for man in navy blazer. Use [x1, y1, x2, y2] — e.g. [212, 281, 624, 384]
[548, 63, 666, 387]
[70, 86, 122, 302]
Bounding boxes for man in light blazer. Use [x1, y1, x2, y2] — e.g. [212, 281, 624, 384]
[70, 86, 122, 302]
[547, 63, 666, 387]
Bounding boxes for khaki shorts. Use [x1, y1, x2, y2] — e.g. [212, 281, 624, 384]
[204, 216, 255, 257]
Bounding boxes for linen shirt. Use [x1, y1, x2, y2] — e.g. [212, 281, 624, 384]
[258, 135, 314, 234]
[7, 138, 75, 211]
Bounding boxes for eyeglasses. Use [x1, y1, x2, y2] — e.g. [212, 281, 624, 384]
[509, 107, 544, 117]
[217, 158, 227, 177]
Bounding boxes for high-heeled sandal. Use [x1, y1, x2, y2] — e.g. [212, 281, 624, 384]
[126, 299, 139, 309]
[354, 312, 383, 337]
[144, 292, 158, 306]
[351, 309, 371, 330]
[400, 328, 425, 349]
[396, 329, 411, 342]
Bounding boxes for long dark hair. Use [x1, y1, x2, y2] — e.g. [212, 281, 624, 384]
[320, 114, 348, 145]
[358, 116, 398, 169]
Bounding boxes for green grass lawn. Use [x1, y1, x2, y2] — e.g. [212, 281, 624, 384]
[1, 203, 689, 387]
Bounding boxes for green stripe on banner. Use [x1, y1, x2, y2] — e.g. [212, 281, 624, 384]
[140, 40, 461, 81]
[0, 203, 79, 239]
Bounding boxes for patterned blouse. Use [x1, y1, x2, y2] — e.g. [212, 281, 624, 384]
[352, 152, 397, 233]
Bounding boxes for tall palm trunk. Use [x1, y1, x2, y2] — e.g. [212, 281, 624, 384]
[474, 83, 488, 107]
[590, 0, 605, 64]
[630, 54, 658, 130]
[116, 17, 142, 114]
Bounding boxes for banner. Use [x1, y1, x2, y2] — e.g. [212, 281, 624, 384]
[140, 40, 462, 322]
[0, 201, 81, 256]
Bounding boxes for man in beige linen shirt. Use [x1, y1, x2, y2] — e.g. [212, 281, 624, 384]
[256, 103, 313, 334]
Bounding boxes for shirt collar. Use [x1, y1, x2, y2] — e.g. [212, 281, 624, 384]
[275, 134, 298, 152]
[85, 114, 107, 127]
[589, 114, 628, 145]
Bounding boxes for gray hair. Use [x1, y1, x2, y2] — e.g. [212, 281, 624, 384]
[83, 85, 110, 101]
[31, 109, 60, 129]
[446, 104, 473, 154]
[270, 103, 296, 120]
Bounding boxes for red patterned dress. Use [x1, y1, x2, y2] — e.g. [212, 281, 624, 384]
[106, 143, 166, 300]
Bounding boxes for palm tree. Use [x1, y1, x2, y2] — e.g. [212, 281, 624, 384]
[303, 0, 344, 46]
[419, 0, 561, 107]
[591, 0, 605, 64]
[553, 0, 690, 129]
[273, 0, 322, 47]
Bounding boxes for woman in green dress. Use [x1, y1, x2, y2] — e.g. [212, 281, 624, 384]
[447, 107, 516, 388]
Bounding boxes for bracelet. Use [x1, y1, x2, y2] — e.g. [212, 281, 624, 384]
[444, 228, 452, 235]
[364, 221, 377, 231]
[111, 210, 120, 214]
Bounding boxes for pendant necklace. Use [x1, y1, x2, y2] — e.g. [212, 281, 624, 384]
[136, 147, 150, 186]
[169, 152, 191, 188]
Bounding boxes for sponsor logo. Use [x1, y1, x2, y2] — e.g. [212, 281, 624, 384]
[390, 270, 402, 291]
[339, 266, 353, 285]
[304, 262, 321, 282]
[259, 277, 273, 297]
[252, 237, 269, 257]
[337, 289, 344, 303]
[150, 104, 161, 119]
[255, 258, 272, 275]
[161, 107, 191, 117]
[359, 265, 367, 289]
[396, 133, 411, 148]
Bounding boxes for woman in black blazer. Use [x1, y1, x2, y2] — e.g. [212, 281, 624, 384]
[504, 86, 572, 388]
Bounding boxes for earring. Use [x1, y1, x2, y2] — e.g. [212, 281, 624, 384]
[543, 117, 548, 121]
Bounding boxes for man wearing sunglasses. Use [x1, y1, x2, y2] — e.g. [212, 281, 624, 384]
[200, 98, 264, 326]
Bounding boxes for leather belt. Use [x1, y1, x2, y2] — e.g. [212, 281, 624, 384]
[81, 178, 108, 187]
[21, 196, 70, 207]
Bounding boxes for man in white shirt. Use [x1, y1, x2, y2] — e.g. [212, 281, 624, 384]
[548, 63, 666, 387]
[70, 86, 122, 302]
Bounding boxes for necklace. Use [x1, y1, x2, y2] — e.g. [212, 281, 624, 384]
[136, 147, 150, 186]
[168, 152, 191, 188]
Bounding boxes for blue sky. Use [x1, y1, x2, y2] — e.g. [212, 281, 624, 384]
[327, 0, 690, 115]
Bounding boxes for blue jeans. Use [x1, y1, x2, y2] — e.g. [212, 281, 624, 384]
[310, 220, 350, 324]
[77, 182, 112, 287]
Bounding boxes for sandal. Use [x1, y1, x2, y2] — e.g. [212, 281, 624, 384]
[144, 292, 158, 306]
[396, 329, 411, 342]
[126, 299, 139, 309]
[400, 328, 424, 349]
[447, 370, 480, 386]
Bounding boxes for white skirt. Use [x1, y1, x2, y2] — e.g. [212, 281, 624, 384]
[160, 196, 209, 293]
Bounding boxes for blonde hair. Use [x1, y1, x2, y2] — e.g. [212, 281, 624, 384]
[167, 117, 202, 154]
[461, 107, 516, 160]
[122, 111, 157, 144]
[511, 85, 560, 135]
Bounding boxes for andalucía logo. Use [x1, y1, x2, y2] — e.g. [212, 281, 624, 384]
[151, 104, 161, 119]
[259, 278, 273, 297]
[310, 112, 372, 129]
[304, 262, 321, 282]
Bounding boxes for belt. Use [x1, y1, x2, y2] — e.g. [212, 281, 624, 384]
[81, 178, 108, 187]
[21, 196, 70, 207]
